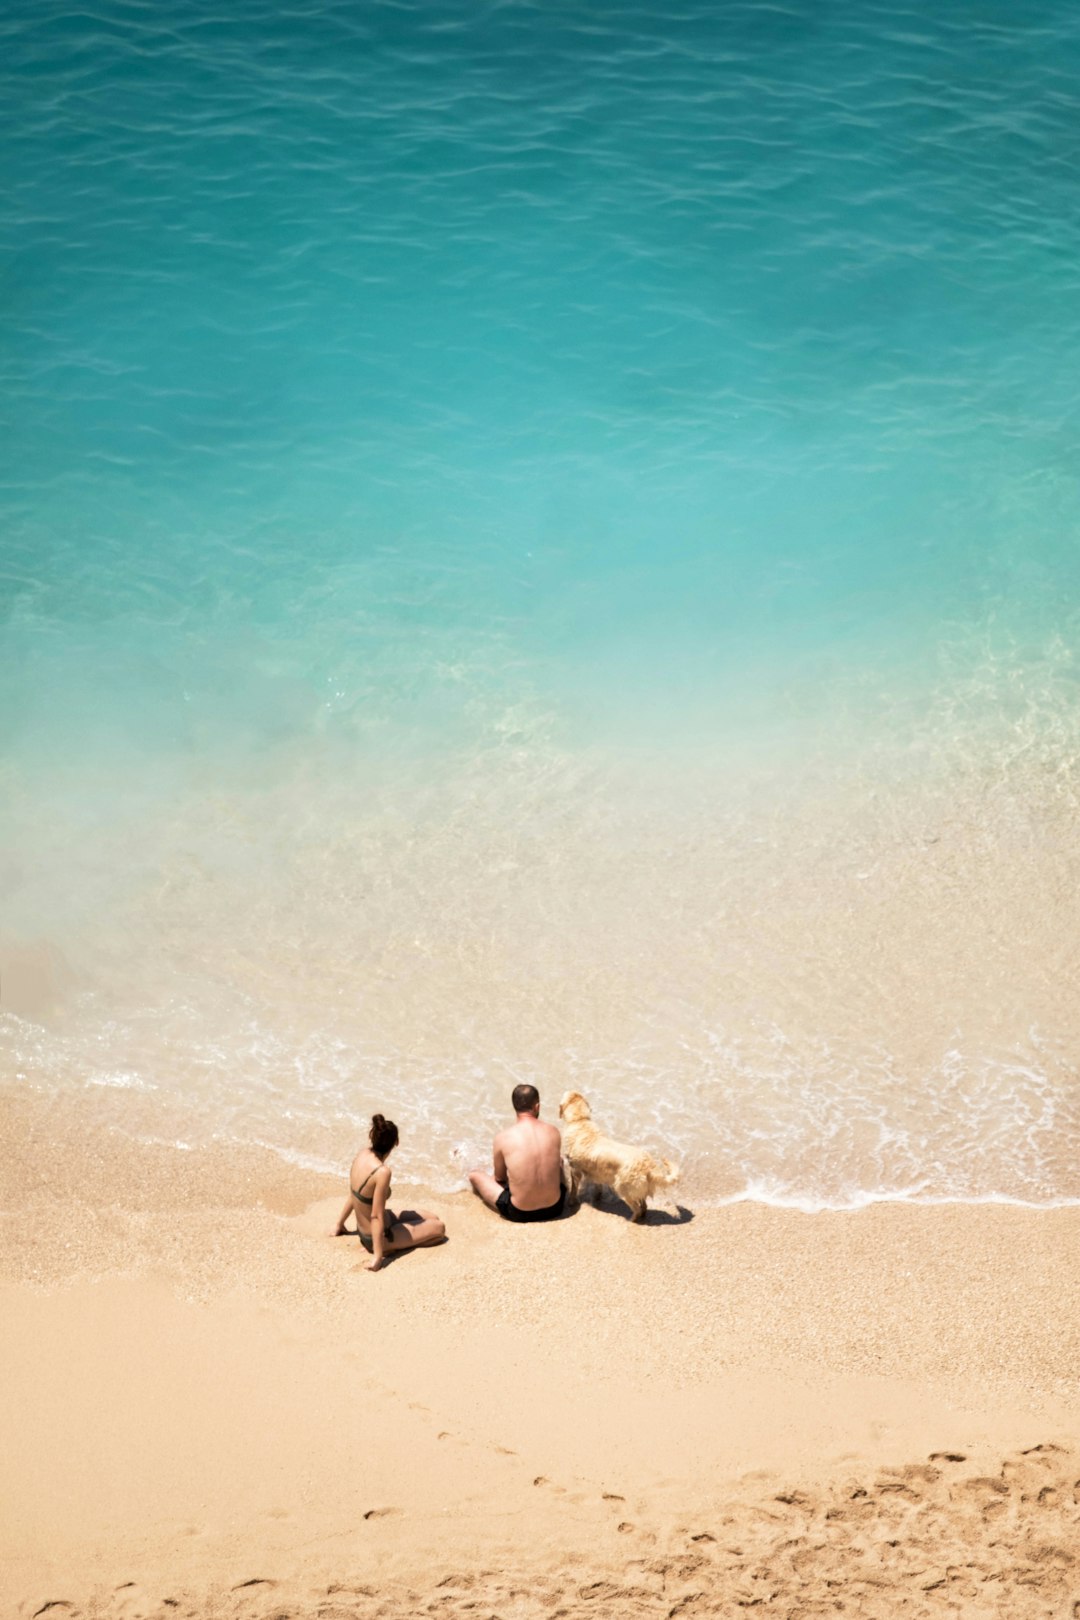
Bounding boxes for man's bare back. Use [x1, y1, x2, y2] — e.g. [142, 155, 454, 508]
[468, 1085, 566, 1222]
[493, 1113, 563, 1209]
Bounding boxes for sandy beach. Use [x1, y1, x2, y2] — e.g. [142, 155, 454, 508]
[3, 1088, 1080, 1619]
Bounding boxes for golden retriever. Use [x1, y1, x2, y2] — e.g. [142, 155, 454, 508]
[558, 1090, 679, 1222]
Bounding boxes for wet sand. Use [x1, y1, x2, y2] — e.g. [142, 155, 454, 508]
[2, 1089, 1080, 1617]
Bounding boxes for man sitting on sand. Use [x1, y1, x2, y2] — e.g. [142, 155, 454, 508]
[468, 1083, 566, 1222]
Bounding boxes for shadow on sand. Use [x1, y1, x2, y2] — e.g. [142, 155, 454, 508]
[572, 1189, 694, 1225]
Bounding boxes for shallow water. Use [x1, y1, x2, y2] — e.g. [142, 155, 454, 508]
[2, 0, 1079, 1205]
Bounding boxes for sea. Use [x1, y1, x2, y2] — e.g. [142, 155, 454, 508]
[2, 0, 1079, 1209]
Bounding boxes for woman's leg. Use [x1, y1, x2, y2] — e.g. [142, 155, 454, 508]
[385, 1209, 446, 1250]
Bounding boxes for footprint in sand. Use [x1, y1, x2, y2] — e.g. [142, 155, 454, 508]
[432, 1426, 469, 1448]
[231, 1579, 276, 1592]
[110, 1584, 160, 1619]
[363, 1506, 403, 1520]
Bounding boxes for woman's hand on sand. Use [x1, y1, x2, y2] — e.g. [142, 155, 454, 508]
[366, 1256, 386, 1272]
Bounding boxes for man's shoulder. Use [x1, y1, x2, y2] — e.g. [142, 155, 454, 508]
[539, 1117, 562, 1144]
[498, 1117, 559, 1146]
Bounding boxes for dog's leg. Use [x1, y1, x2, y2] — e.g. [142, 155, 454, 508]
[612, 1176, 643, 1221]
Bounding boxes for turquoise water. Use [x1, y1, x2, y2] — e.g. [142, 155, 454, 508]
[2, 0, 1079, 1204]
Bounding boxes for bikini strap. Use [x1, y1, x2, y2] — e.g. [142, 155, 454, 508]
[352, 1163, 382, 1204]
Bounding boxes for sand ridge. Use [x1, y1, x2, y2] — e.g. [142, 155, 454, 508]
[13, 1444, 1080, 1618]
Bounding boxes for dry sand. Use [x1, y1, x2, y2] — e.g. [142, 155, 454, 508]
[2, 1090, 1080, 1618]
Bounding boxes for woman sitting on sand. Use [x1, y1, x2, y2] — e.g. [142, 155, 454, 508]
[332, 1114, 446, 1272]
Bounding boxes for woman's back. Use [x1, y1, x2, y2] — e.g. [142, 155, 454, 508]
[350, 1149, 386, 1218]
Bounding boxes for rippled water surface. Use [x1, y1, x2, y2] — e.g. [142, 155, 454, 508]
[2, 0, 1079, 1204]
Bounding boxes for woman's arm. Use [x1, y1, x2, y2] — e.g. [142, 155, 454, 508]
[367, 1167, 392, 1271]
[331, 1196, 355, 1236]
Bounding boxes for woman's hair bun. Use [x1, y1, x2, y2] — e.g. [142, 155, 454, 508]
[369, 1113, 399, 1155]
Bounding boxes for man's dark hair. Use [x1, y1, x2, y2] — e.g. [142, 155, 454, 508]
[511, 1083, 540, 1114]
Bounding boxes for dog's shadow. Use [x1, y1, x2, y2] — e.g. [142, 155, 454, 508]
[573, 1189, 694, 1225]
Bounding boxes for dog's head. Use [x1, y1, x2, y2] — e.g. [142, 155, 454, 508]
[558, 1089, 591, 1124]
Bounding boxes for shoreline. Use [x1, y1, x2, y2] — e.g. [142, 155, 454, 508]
[6, 1079, 1079, 1215]
[3, 1090, 1080, 1616]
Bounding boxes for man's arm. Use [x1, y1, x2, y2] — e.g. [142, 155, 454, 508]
[466, 1132, 511, 1210]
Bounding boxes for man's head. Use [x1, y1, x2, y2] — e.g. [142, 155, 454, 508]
[511, 1082, 540, 1116]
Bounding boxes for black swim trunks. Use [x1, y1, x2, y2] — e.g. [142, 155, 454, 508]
[495, 1184, 566, 1223]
